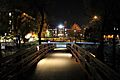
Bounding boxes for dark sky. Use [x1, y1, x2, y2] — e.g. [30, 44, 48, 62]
[44, 0, 105, 27]
[45, 0, 120, 28]
[0, 0, 120, 34]
[14, 0, 120, 28]
[1, 0, 120, 28]
[45, 0, 92, 26]
[14, 0, 98, 27]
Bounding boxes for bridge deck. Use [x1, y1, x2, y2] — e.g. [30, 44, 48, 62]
[18, 48, 89, 80]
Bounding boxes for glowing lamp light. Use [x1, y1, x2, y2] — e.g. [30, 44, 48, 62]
[58, 24, 64, 29]
[9, 12, 12, 17]
[93, 15, 98, 19]
[23, 13, 26, 16]
[25, 33, 32, 39]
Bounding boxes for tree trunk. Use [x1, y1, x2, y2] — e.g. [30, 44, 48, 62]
[38, 7, 44, 45]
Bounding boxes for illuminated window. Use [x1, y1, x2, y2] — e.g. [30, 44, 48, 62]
[9, 12, 12, 17]
[9, 20, 12, 25]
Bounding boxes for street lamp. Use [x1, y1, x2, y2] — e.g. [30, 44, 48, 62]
[57, 24, 64, 35]
[58, 24, 64, 29]
[57, 24, 65, 41]
[93, 15, 98, 20]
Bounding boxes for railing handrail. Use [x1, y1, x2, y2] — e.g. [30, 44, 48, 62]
[0, 44, 55, 80]
[67, 44, 120, 80]
[0, 45, 36, 62]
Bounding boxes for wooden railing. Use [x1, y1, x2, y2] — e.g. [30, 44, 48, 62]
[67, 44, 120, 80]
[0, 44, 55, 80]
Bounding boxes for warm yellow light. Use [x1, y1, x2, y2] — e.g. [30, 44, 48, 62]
[103, 35, 106, 38]
[23, 13, 26, 16]
[108, 35, 113, 38]
[46, 30, 49, 33]
[104, 35, 114, 39]
[25, 33, 32, 39]
[90, 53, 96, 58]
[54, 48, 67, 50]
[51, 53, 72, 58]
[117, 35, 119, 38]
[45, 30, 50, 37]
[36, 53, 73, 71]
[93, 15, 98, 19]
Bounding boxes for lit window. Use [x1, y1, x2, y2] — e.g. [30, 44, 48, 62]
[9, 12, 12, 17]
[9, 20, 12, 24]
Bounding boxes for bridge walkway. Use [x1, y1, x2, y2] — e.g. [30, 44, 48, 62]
[19, 48, 90, 80]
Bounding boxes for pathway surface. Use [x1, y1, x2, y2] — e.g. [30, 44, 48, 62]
[20, 48, 89, 80]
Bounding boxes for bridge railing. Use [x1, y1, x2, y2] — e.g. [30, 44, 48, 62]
[67, 44, 120, 80]
[0, 44, 55, 80]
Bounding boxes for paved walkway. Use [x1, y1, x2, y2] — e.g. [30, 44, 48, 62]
[20, 48, 89, 80]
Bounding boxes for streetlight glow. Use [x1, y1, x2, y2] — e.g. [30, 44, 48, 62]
[93, 15, 98, 20]
[58, 24, 64, 29]
[23, 13, 26, 16]
[9, 12, 12, 17]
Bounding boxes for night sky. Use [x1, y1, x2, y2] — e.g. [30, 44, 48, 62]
[46, 0, 88, 26]
[2, 0, 120, 29]
[45, 0, 102, 27]
[14, 0, 104, 27]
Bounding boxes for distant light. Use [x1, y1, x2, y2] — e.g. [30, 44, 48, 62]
[58, 24, 64, 29]
[114, 27, 116, 30]
[56, 44, 66, 48]
[114, 27, 119, 31]
[45, 30, 50, 37]
[103, 35, 106, 38]
[46, 30, 49, 33]
[29, 38, 34, 42]
[90, 53, 96, 58]
[54, 48, 67, 50]
[66, 34, 68, 36]
[93, 15, 98, 19]
[9, 20, 12, 25]
[36, 46, 39, 51]
[9, 12, 12, 17]
[25, 33, 32, 39]
[80, 34, 83, 36]
[117, 35, 119, 38]
[65, 28, 67, 31]
[107, 35, 113, 38]
[5, 33, 7, 36]
[23, 13, 26, 16]
[58, 33, 64, 36]
[51, 53, 72, 58]
[48, 41, 50, 43]
[117, 28, 119, 30]
[74, 30, 76, 32]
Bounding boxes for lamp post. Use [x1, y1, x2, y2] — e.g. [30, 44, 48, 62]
[91, 15, 105, 62]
